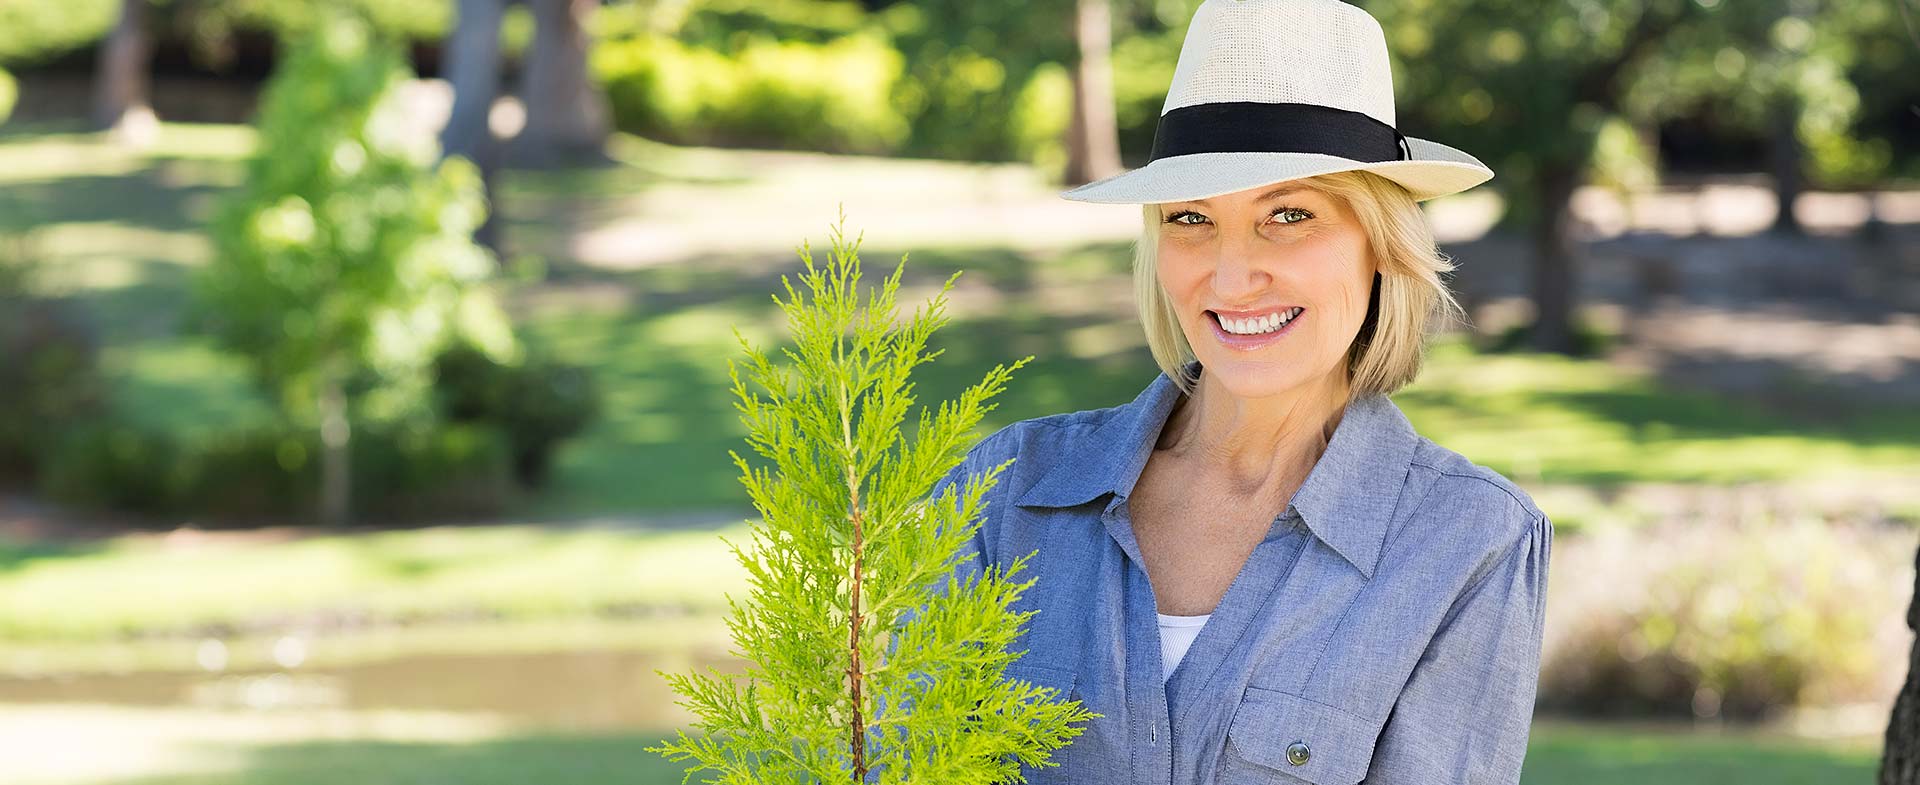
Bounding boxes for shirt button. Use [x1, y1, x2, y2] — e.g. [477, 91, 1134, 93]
[1286, 740, 1311, 766]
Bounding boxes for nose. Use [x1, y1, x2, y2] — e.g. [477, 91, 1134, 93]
[1210, 231, 1271, 301]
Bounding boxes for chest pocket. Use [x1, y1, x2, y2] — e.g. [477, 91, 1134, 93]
[1001, 661, 1099, 779]
[1220, 685, 1383, 785]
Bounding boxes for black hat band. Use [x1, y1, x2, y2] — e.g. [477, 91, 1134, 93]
[1149, 101, 1412, 163]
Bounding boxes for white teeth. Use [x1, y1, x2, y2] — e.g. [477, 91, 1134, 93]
[1219, 307, 1302, 336]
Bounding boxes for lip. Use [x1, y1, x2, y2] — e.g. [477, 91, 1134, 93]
[1210, 305, 1303, 319]
[1207, 307, 1305, 350]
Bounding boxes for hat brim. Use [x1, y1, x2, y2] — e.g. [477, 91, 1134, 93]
[1058, 135, 1494, 204]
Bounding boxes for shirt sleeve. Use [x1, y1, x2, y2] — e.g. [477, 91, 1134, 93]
[1367, 512, 1553, 785]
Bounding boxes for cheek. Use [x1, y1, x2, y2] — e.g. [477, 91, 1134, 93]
[1303, 244, 1376, 335]
[1156, 248, 1207, 302]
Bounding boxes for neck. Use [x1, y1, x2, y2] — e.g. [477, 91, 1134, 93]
[1156, 366, 1352, 498]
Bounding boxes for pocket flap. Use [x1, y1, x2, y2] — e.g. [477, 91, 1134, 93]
[1225, 686, 1380, 785]
[1005, 661, 1078, 700]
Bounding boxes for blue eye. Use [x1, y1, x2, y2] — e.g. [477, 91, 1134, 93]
[1273, 207, 1313, 224]
[1162, 207, 1315, 226]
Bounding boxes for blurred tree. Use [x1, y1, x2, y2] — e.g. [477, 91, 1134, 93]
[511, 0, 612, 166]
[1367, 0, 1712, 354]
[442, 0, 511, 252]
[187, 6, 520, 528]
[1066, 0, 1123, 185]
[93, 0, 159, 145]
[1372, 0, 1909, 352]
[1622, 0, 1893, 233]
[891, 0, 1149, 183]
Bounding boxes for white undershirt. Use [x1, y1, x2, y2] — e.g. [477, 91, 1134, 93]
[1156, 612, 1212, 682]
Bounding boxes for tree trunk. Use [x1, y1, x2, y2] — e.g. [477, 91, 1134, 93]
[442, 0, 505, 165]
[513, 0, 611, 168]
[441, 0, 509, 255]
[1528, 159, 1583, 354]
[1064, 0, 1123, 185]
[1881, 543, 1920, 784]
[1768, 93, 1804, 236]
[93, 0, 158, 146]
[318, 369, 352, 530]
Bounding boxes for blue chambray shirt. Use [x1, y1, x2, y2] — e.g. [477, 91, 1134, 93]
[929, 359, 1552, 785]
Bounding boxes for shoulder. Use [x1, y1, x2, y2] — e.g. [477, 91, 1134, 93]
[961, 404, 1122, 467]
[1406, 436, 1545, 525]
[1400, 432, 1553, 583]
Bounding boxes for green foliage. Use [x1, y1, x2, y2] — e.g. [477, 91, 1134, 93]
[0, 298, 110, 482]
[610, 0, 872, 48]
[163, 0, 452, 70]
[648, 211, 1097, 783]
[1586, 115, 1658, 194]
[594, 30, 909, 154]
[1371, 0, 1664, 225]
[1109, 26, 1186, 164]
[187, 6, 518, 429]
[0, 0, 451, 69]
[38, 415, 516, 520]
[0, 0, 117, 65]
[1010, 63, 1071, 174]
[433, 340, 601, 488]
[1618, 0, 1897, 188]
[0, 66, 16, 125]
[884, 0, 1075, 162]
[0, 222, 111, 483]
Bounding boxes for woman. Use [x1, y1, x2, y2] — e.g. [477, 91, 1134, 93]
[932, 0, 1553, 783]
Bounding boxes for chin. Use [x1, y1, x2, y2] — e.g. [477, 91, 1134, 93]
[1190, 351, 1311, 399]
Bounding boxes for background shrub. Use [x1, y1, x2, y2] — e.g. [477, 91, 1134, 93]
[39, 415, 517, 524]
[432, 340, 600, 488]
[1540, 514, 1911, 721]
[0, 226, 111, 485]
[593, 31, 907, 154]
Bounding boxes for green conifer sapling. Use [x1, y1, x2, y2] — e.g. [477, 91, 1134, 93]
[649, 208, 1099, 784]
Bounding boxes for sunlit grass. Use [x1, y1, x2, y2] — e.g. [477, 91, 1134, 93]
[1399, 338, 1920, 486]
[1522, 717, 1881, 784]
[0, 523, 753, 643]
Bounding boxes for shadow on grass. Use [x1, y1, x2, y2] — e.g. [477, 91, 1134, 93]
[0, 539, 108, 575]
[2, 168, 228, 236]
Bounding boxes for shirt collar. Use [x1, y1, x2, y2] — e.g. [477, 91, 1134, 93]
[1014, 359, 1418, 579]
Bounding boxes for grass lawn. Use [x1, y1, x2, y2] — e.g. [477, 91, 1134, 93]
[0, 706, 1883, 785]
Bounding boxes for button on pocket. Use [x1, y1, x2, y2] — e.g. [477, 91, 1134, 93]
[1222, 685, 1381, 785]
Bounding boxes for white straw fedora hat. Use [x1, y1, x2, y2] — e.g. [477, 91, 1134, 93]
[1060, 0, 1495, 204]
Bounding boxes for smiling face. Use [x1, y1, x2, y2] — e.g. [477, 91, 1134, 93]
[1154, 179, 1379, 401]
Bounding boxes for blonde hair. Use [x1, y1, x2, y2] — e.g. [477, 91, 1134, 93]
[1132, 169, 1465, 400]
